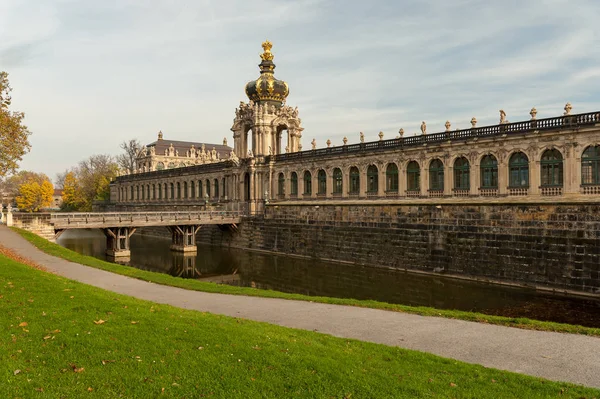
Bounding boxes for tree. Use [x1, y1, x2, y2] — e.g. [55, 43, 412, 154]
[0, 72, 32, 177]
[117, 139, 142, 174]
[1, 170, 51, 202]
[59, 155, 119, 211]
[15, 179, 53, 212]
[61, 171, 84, 211]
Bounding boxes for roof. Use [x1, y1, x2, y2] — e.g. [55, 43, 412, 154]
[146, 139, 231, 156]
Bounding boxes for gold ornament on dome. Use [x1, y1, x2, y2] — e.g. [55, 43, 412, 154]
[260, 40, 274, 61]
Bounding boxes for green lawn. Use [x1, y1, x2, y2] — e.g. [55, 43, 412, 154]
[13, 228, 600, 338]
[1, 254, 599, 398]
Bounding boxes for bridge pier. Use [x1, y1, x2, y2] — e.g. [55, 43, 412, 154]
[168, 225, 200, 253]
[103, 227, 136, 258]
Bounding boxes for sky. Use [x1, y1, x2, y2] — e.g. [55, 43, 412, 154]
[1, 0, 600, 181]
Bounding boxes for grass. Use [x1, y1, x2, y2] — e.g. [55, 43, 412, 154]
[13, 227, 600, 338]
[1, 253, 600, 398]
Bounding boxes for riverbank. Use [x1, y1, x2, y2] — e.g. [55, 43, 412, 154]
[3, 251, 599, 397]
[13, 227, 600, 337]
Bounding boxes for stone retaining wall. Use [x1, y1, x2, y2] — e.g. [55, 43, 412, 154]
[196, 203, 600, 294]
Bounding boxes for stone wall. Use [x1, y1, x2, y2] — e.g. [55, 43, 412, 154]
[10, 213, 56, 242]
[196, 203, 600, 294]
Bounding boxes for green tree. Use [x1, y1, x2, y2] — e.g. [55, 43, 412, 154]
[0, 72, 32, 177]
[15, 179, 53, 212]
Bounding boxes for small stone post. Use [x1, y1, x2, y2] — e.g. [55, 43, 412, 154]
[5, 204, 13, 227]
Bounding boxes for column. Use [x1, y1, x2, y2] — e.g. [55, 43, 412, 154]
[359, 166, 367, 198]
[421, 162, 429, 197]
[470, 161, 479, 196]
[378, 166, 385, 197]
[530, 159, 541, 195]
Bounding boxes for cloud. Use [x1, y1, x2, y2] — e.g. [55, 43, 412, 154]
[1, 0, 599, 180]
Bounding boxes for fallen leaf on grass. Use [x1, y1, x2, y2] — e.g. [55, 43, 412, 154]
[13, 369, 21, 376]
[131, 321, 138, 324]
[18, 322, 28, 327]
[101, 360, 116, 365]
[35, 388, 43, 392]
[93, 320, 105, 325]
[450, 383, 457, 387]
[43, 336, 52, 340]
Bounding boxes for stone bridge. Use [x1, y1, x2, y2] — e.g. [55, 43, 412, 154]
[5, 209, 243, 259]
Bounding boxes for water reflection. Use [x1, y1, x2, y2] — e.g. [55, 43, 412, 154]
[57, 229, 600, 328]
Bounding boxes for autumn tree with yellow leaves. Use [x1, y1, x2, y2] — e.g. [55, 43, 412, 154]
[15, 179, 54, 212]
[0, 72, 31, 177]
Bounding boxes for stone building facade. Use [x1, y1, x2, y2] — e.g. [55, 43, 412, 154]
[107, 40, 600, 294]
[111, 41, 600, 209]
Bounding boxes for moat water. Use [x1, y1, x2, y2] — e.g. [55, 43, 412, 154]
[57, 229, 600, 328]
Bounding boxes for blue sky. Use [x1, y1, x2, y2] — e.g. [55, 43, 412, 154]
[1, 0, 599, 181]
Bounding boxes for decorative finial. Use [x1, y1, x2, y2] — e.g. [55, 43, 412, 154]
[471, 117, 477, 128]
[158, 130, 163, 140]
[378, 131, 384, 140]
[564, 102, 572, 116]
[530, 107, 537, 120]
[343, 137, 348, 145]
[499, 109, 507, 124]
[223, 137, 228, 146]
[260, 40, 274, 61]
[326, 139, 331, 148]
[445, 121, 451, 132]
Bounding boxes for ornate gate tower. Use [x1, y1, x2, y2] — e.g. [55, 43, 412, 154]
[231, 41, 303, 158]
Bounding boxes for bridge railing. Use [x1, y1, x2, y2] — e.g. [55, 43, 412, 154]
[50, 211, 243, 226]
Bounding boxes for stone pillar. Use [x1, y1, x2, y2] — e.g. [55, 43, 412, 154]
[168, 225, 200, 253]
[471, 162, 479, 196]
[399, 162, 407, 196]
[445, 163, 452, 196]
[359, 166, 367, 198]
[342, 168, 349, 198]
[249, 168, 256, 213]
[565, 144, 579, 194]
[421, 162, 429, 197]
[103, 227, 135, 258]
[311, 169, 318, 199]
[378, 166, 385, 197]
[530, 159, 541, 195]
[498, 160, 508, 195]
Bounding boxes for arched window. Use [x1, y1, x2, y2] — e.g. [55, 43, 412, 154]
[222, 178, 226, 199]
[541, 149, 563, 187]
[290, 172, 298, 195]
[163, 183, 168, 199]
[167, 162, 176, 169]
[278, 172, 285, 196]
[509, 152, 529, 187]
[191, 181, 195, 199]
[141, 185, 145, 200]
[136, 186, 140, 200]
[454, 157, 470, 190]
[386, 163, 398, 192]
[176, 182, 181, 199]
[152, 184, 156, 200]
[214, 178, 219, 198]
[304, 171, 312, 195]
[429, 159, 444, 190]
[582, 145, 600, 185]
[349, 167, 360, 194]
[170, 183, 175, 199]
[130, 186, 134, 200]
[147, 185, 151, 200]
[318, 169, 327, 195]
[205, 179, 211, 198]
[158, 184, 162, 200]
[480, 155, 498, 188]
[333, 168, 343, 194]
[183, 182, 188, 199]
[156, 162, 165, 171]
[367, 165, 378, 193]
[407, 161, 420, 191]
[198, 180, 203, 198]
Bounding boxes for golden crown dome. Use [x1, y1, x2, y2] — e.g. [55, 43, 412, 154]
[245, 40, 289, 108]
